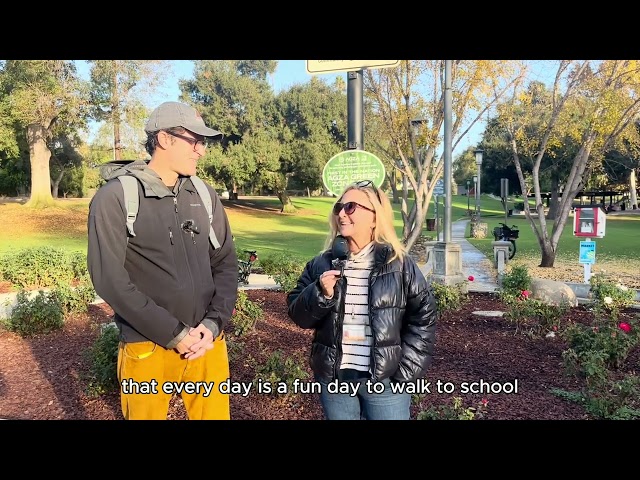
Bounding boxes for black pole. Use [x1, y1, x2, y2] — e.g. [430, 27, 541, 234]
[347, 70, 364, 150]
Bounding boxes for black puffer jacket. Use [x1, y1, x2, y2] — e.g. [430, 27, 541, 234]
[287, 242, 437, 383]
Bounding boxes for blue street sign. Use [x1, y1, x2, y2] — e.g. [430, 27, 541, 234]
[579, 241, 596, 264]
[433, 179, 444, 195]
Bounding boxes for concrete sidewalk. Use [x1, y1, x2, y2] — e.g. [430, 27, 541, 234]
[241, 219, 500, 293]
[239, 274, 279, 291]
[419, 219, 499, 293]
[451, 218, 499, 292]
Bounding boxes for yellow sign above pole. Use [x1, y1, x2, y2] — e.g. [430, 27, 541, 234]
[306, 60, 400, 75]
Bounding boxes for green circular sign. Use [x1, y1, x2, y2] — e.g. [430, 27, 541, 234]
[322, 149, 386, 196]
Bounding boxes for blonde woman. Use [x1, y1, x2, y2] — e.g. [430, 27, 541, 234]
[287, 180, 437, 420]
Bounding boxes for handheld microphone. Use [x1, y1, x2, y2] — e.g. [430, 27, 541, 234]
[331, 235, 349, 276]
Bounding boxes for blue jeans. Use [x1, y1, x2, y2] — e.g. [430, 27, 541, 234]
[317, 377, 411, 420]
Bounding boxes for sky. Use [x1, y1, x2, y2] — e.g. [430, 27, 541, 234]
[77, 60, 557, 155]
[76, 60, 341, 141]
[158, 60, 342, 96]
[150, 60, 557, 155]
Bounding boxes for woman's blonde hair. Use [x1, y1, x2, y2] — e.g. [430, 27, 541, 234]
[323, 180, 406, 263]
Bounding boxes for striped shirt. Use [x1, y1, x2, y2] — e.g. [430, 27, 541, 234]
[339, 242, 375, 374]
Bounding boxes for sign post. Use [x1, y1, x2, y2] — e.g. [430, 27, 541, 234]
[500, 178, 509, 223]
[574, 206, 605, 283]
[579, 239, 596, 283]
[307, 61, 400, 152]
[432, 180, 444, 241]
[433, 178, 444, 196]
[434, 195, 440, 241]
[322, 149, 386, 197]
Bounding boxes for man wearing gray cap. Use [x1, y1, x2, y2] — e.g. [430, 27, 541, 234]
[87, 101, 238, 420]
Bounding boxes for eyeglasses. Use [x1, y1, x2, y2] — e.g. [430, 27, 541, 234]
[333, 201, 375, 216]
[165, 131, 210, 151]
[355, 180, 381, 202]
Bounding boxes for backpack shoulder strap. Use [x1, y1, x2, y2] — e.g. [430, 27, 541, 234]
[117, 175, 139, 239]
[190, 176, 221, 249]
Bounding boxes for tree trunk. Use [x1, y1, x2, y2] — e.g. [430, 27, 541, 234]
[114, 120, 122, 161]
[112, 67, 122, 161]
[277, 190, 296, 213]
[25, 123, 55, 208]
[389, 170, 400, 204]
[539, 243, 557, 267]
[547, 176, 560, 219]
[51, 168, 64, 198]
[630, 169, 638, 209]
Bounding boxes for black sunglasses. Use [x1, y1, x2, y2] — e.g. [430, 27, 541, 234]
[333, 201, 375, 216]
[165, 131, 210, 150]
[355, 180, 381, 202]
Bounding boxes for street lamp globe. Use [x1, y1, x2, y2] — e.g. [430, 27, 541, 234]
[474, 148, 484, 167]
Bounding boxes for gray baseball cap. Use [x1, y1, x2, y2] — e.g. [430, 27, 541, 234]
[145, 101, 223, 138]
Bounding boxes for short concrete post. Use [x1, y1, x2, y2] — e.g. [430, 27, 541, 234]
[423, 241, 437, 274]
[492, 240, 511, 277]
[496, 249, 507, 273]
[431, 242, 467, 291]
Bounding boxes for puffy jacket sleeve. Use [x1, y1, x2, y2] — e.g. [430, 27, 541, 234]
[393, 256, 437, 383]
[287, 255, 336, 330]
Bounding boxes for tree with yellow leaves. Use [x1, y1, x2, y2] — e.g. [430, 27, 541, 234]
[497, 60, 640, 267]
[363, 60, 527, 251]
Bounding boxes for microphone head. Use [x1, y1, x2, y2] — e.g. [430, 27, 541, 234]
[331, 235, 349, 260]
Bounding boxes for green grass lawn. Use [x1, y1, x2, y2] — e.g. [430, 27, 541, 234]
[229, 196, 401, 259]
[228, 193, 506, 258]
[1, 194, 638, 267]
[466, 204, 640, 264]
[0, 199, 90, 256]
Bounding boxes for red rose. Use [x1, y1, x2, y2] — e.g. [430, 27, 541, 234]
[619, 322, 631, 333]
[468, 275, 474, 282]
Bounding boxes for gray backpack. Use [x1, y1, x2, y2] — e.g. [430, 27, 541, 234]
[100, 160, 221, 249]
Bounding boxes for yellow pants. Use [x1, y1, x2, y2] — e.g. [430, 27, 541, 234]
[117, 333, 230, 420]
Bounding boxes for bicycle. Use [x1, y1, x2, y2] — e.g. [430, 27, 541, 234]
[238, 250, 258, 285]
[492, 223, 519, 260]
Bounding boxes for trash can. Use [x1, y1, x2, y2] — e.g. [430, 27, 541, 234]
[426, 218, 436, 231]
